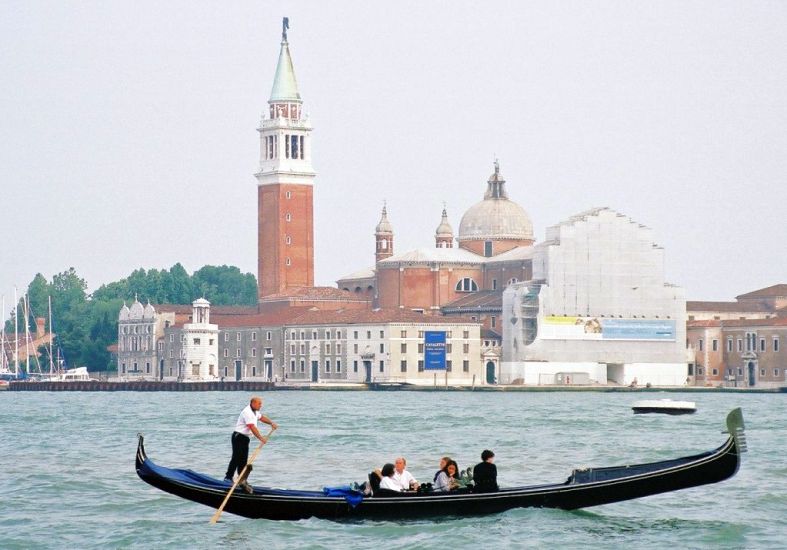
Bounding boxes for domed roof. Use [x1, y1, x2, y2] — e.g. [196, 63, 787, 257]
[435, 207, 454, 238]
[375, 205, 393, 234]
[458, 162, 533, 242]
[128, 299, 144, 320]
[119, 302, 130, 321]
[143, 302, 156, 319]
[192, 297, 210, 307]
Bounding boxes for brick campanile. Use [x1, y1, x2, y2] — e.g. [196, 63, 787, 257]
[255, 19, 316, 299]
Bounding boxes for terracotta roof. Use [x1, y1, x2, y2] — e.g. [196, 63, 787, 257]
[481, 329, 502, 339]
[735, 284, 787, 299]
[718, 317, 787, 328]
[687, 301, 773, 313]
[687, 320, 723, 328]
[442, 290, 503, 311]
[337, 267, 376, 282]
[154, 304, 258, 315]
[285, 308, 478, 326]
[259, 286, 370, 302]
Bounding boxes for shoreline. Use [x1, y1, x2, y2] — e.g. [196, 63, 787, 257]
[5, 380, 785, 393]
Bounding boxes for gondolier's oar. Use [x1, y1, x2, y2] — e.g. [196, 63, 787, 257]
[210, 428, 276, 524]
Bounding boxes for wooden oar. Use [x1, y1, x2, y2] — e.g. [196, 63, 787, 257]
[210, 428, 276, 524]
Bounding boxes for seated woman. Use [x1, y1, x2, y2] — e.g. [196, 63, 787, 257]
[433, 456, 452, 483]
[434, 460, 460, 492]
[378, 463, 401, 492]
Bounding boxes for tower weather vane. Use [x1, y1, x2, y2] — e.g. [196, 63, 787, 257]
[282, 17, 289, 41]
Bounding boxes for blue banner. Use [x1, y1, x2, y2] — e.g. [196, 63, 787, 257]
[424, 331, 446, 370]
[601, 319, 676, 340]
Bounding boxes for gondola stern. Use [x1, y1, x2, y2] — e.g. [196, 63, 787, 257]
[724, 408, 747, 455]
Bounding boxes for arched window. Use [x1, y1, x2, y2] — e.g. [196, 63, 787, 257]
[455, 277, 478, 292]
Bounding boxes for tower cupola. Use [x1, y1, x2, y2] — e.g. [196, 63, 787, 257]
[435, 205, 454, 248]
[375, 204, 394, 262]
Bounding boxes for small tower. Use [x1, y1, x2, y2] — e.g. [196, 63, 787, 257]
[375, 204, 394, 262]
[181, 298, 219, 381]
[256, 17, 316, 299]
[435, 205, 454, 248]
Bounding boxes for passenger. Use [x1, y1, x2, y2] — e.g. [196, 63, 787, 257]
[433, 456, 453, 483]
[473, 449, 499, 493]
[434, 460, 460, 492]
[378, 463, 400, 491]
[392, 457, 419, 491]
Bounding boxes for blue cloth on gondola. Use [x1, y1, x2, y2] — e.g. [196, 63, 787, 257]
[322, 485, 364, 507]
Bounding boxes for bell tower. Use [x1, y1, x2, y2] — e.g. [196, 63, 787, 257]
[375, 204, 394, 262]
[256, 18, 316, 299]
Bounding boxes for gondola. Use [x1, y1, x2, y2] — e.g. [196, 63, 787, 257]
[135, 408, 746, 521]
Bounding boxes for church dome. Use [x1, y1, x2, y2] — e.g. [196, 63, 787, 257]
[119, 302, 130, 321]
[129, 299, 144, 320]
[435, 207, 454, 238]
[458, 162, 533, 242]
[143, 303, 156, 319]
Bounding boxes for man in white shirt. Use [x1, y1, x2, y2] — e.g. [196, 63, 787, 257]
[224, 396, 278, 490]
[392, 457, 419, 491]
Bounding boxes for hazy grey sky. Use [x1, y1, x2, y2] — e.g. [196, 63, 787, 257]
[2, 1, 786, 318]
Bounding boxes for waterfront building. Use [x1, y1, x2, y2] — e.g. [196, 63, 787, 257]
[686, 284, 786, 388]
[502, 208, 687, 386]
[117, 298, 172, 379]
[337, 162, 533, 322]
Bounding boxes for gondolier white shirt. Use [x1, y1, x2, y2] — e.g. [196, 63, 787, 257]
[392, 469, 417, 491]
[234, 405, 262, 436]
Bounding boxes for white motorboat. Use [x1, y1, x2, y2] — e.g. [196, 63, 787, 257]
[632, 399, 697, 415]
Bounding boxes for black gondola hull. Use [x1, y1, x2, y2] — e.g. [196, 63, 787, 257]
[135, 408, 745, 521]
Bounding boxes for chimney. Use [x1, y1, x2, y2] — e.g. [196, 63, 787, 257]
[35, 317, 46, 339]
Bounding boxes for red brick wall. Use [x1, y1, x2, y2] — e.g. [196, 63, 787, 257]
[258, 184, 314, 298]
[459, 239, 533, 257]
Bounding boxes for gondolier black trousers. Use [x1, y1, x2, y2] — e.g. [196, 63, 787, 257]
[225, 432, 250, 479]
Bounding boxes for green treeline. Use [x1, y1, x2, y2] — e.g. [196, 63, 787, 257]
[3, 264, 257, 372]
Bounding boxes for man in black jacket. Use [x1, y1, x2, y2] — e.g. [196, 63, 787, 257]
[472, 449, 499, 492]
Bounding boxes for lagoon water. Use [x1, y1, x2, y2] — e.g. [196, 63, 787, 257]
[1, 390, 784, 549]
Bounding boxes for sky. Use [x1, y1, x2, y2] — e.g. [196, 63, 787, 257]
[1, 1, 786, 319]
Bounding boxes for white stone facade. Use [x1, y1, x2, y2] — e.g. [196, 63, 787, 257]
[179, 299, 219, 381]
[502, 208, 687, 386]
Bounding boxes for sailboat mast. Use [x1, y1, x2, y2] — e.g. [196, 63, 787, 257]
[23, 293, 30, 374]
[48, 296, 54, 375]
[1, 295, 5, 372]
[14, 287, 19, 377]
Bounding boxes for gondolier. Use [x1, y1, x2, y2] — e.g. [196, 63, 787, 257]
[224, 396, 278, 488]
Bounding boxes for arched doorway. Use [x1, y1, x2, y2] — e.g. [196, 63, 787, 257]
[486, 361, 496, 384]
[747, 361, 756, 387]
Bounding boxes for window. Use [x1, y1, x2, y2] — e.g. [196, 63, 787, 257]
[418, 330, 424, 338]
[697, 367, 704, 375]
[418, 360, 424, 372]
[336, 360, 342, 373]
[224, 333, 229, 342]
[286, 190, 291, 199]
[265, 347, 272, 356]
[224, 366, 228, 377]
[209, 339, 214, 345]
[367, 331, 371, 339]
[727, 338, 733, 352]
[760, 368, 766, 376]
[285, 213, 291, 222]
[336, 330, 342, 339]
[446, 360, 452, 372]
[353, 360, 358, 373]
[223, 349, 228, 358]
[401, 330, 407, 338]
[325, 360, 331, 373]
[251, 348, 257, 358]
[492, 279, 497, 290]
[353, 343, 358, 354]
[379, 360, 384, 373]
[508, 278, 518, 285]
[738, 367, 743, 376]
[157, 342, 163, 352]
[775, 338, 780, 352]
[484, 241, 492, 257]
[737, 339, 742, 352]
[446, 344, 452, 353]
[236, 332, 241, 342]
[250, 332, 257, 342]
[463, 360, 469, 372]
[712, 339, 718, 352]
[290, 360, 296, 372]
[194, 338, 201, 345]
[285, 257, 291, 266]
[401, 343, 407, 353]
[300, 331, 305, 340]
[400, 360, 407, 372]
[146, 362, 151, 374]
[290, 344, 296, 355]
[169, 350, 173, 358]
[300, 343, 305, 354]
[447, 331, 452, 338]
[712, 368, 718, 376]
[463, 330, 469, 339]
[312, 331, 318, 340]
[455, 278, 478, 292]
[379, 343, 384, 353]
[760, 338, 766, 352]
[169, 334, 174, 342]
[291, 331, 297, 340]
[698, 339, 703, 351]
[774, 368, 780, 377]
[326, 330, 332, 339]
[337, 343, 342, 354]
[418, 343, 424, 354]
[380, 330, 384, 338]
[300, 360, 305, 372]
[121, 363, 126, 373]
[354, 331, 359, 339]
[463, 343, 470, 353]
[251, 366, 256, 377]
[236, 349, 241, 358]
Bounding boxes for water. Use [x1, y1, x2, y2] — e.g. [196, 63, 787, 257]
[1, 391, 784, 549]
